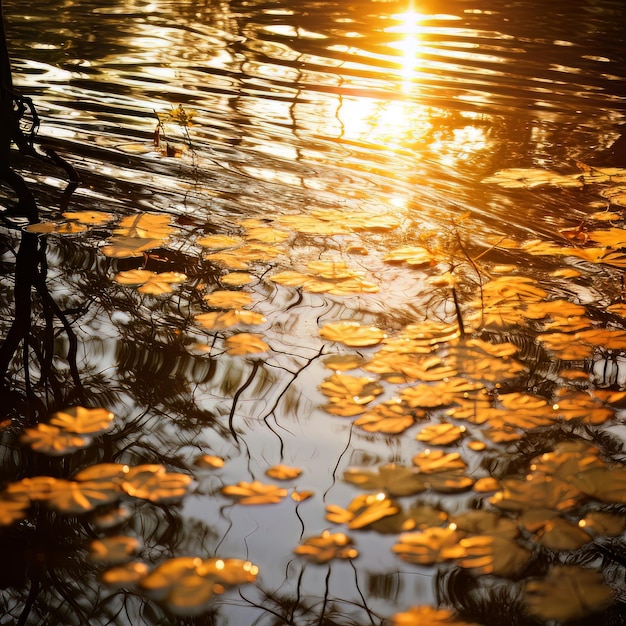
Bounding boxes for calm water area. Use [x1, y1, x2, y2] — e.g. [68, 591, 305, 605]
[1, 0, 626, 624]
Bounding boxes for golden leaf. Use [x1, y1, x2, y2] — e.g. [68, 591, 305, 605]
[451, 510, 518, 540]
[294, 530, 358, 563]
[323, 354, 368, 371]
[224, 333, 269, 356]
[194, 455, 225, 470]
[412, 449, 467, 474]
[221, 480, 288, 505]
[89, 535, 140, 563]
[21, 423, 91, 455]
[115, 270, 186, 294]
[457, 535, 531, 577]
[101, 562, 149, 588]
[354, 400, 420, 434]
[525, 566, 613, 622]
[62, 210, 113, 225]
[121, 465, 192, 502]
[533, 517, 591, 551]
[392, 605, 480, 626]
[580, 511, 626, 536]
[383, 246, 435, 267]
[25, 221, 86, 234]
[195, 309, 266, 330]
[490, 475, 582, 512]
[326, 493, 400, 529]
[91, 505, 132, 530]
[244, 226, 290, 243]
[265, 464, 302, 481]
[319, 321, 386, 347]
[482, 168, 581, 189]
[45, 478, 121, 513]
[221, 272, 253, 286]
[319, 373, 383, 405]
[401, 379, 482, 409]
[343, 464, 426, 497]
[73, 463, 129, 482]
[101, 236, 163, 258]
[204, 290, 253, 309]
[416, 423, 466, 446]
[291, 490, 314, 503]
[49, 406, 115, 435]
[0, 493, 29, 526]
[5, 476, 57, 500]
[114, 213, 174, 239]
[392, 527, 466, 565]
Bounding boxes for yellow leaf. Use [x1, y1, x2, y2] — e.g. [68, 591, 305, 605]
[224, 333, 269, 355]
[416, 423, 466, 446]
[0, 493, 29, 526]
[294, 530, 358, 563]
[204, 290, 253, 309]
[319, 321, 386, 347]
[121, 465, 192, 502]
[101, 236, 163, 258]
[291, 490, 314, 502]
[343, 464, 426, 497]
[115, 270, 186, 294]
[195, 309, 266, 330]
[393, 527, 466, 565]
[354, 400, 420, 434]
[221, 480, 288, 505]
[49, 406, 115, 435]
[62, 210, 113, 225]
[194, 455, 225, 470]
[319, 373, 383, 405]
[196, 234, 244, 249]
[45, 478, 121, 513]
[221, 272, 254, 286]
[89, 535, 140, 563]
[392, 605, 480, 626]
[21, 424, 91, 455]
[457, 535, 531, 576]
[101, 562, 149, 588]
[265, 464, 302, 481]
[114, 213, 174, 239]
[412, 449, 467, 474]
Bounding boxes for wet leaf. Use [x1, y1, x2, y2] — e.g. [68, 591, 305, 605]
[24, 221, 86, 234]
[21, 424, 92, 455]
[354, 400, 421, 434]
[0, 493, 29, 526]
[294, 530, 358, 563]
[49, 406, 115, 435]
[392, 605, 481, 626]
[490, 475, 582, 512]
[73, 463, 129, 482]
[204, 290, 253, 309]
[533, 517, 591, 551]
[319, 321, 386, 347]
[393, 527, 466, 565]
[323, 354, 368, 371]
[319, 374, 383, 405]
[343, 464, 426, 497]
[115, 270, 187, 294]
[326, 493, 400, 529]
[482, 168, 581, 189]
[457, 535, 531, 577]
[62, 210, 113, 225]
[114, 213, 174, 239]
[451, 510, 518, 539]
[221, 480, 288, 505]
[525, 565, 613, 622]
[45, 479, 121, 513]
[580, 511, 626, 536]
[244, 226, 290, 243]
[195, 309, 266, 330]
[400, 379, 484, 409]
[194, 455, 225, 470]
[291, 490, 314, 502]
[121, 465, 192, 502]
[91, 505, 133, 530]
[265, 465, 302, 481]
[383, 246, 436, 267]
[221, 272, 254, 286]
[101, 236, 163, 258]
[101, 562, 149, 588]
[89, 535, 140, 563]
[5, 476, 57, 501]
[224, 333, 269, 355]
[416, 423, 466, 446]
[412, 450, 467, 474]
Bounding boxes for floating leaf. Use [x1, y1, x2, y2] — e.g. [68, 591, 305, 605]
[323, 354, 368, 371]
[354, 400, 421, 434]
[392, 605, 480, 626]
[49, 406, 115, 435]
[294, 530, 358, 563]
[73, 463, 129, 483]
[194, 455, 225, 470]
[400, 379, 483, 409]
[115, 270, 187, 294]
[21, 424, 91, 455]
[5, 476, 57, 501]
[221, 480, 288, 505]
[89, 535, 140, 563]
[525, 565, 613, 622]
[92, 505, 132, 530]
[204, 290, 253, 309]
[416, 423, 466, 446]
[101, 562, 149, 588]
[580, 511, 626, 536]
[114, 213, 174, 239]
[195, 309, 266, 330]
[457, 535, 531, 577]
[224, 333, 269, 356]
[121, 465, 192, 503]
[24, 221, 86, 234]
[101, 236, 163, 258]
[451, 510, 518, 539]
[0, 493, 29, 526]
[291, 490, 314, 502]
[45, 479, 121, 513]
[491, 475, 582, 512]
[244, 226, 290, 243]
[412, 450, 467, 474]
[221, 272, 254, 286]
[319, 374, 383, 405]
[393, 527, 466, 565]
[326, 493, 400, 529]
[63, 210, 113, 225]
[265, 465, 302, 481]
[319, 321, 386, 347]
[383, 246, 436, 267]
[533, 517, 591, 551]
[343, 464, 426, 497]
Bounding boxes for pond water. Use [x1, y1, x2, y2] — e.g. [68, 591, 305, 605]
[1, 1, 626, 624]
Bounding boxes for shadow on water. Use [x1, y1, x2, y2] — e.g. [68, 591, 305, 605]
[2, 1, 626, 625]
